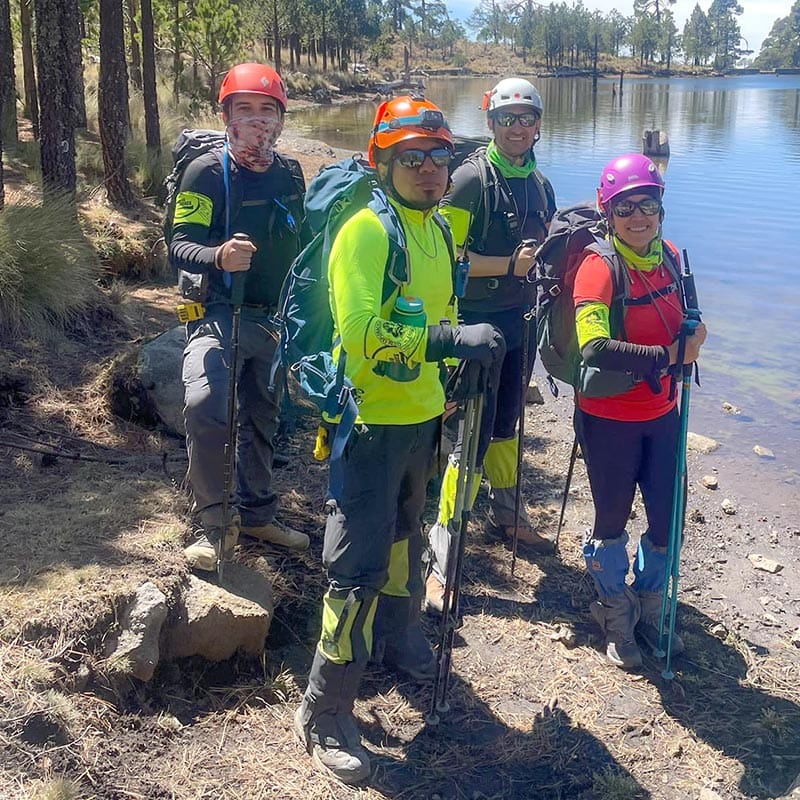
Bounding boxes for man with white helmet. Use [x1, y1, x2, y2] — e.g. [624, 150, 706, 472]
[426, 77, 557, 612]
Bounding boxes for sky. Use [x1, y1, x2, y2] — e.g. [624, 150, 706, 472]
[446, 0, 793, 56]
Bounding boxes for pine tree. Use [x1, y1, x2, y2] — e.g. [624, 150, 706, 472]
[99, 0, 136, 206]
[35, 0, 79, 196]
[0, 0, 17, 144]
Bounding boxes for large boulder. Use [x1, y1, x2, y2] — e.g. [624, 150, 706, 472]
[163, 563, 274, 662]
[136, 326, 186, 436]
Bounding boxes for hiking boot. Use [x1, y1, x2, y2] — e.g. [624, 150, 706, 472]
[424, 573, 445, 615]
[589, 588, 643, 669]
[487, 510, 555, 553]
[184, 515, 240, 572]
[240, 521, 309, 551]
[636, 591, 685, 657]
[293, 706, 371, 784]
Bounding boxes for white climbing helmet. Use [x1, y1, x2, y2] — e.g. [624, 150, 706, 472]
[482, 77, 543, 116]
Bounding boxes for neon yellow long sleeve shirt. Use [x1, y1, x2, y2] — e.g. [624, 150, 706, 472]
[328, 201, 457, 425]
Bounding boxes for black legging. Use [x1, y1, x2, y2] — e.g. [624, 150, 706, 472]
[575, 407, 679, 547]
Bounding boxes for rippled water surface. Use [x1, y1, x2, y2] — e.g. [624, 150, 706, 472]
[289, 75, 800, 476]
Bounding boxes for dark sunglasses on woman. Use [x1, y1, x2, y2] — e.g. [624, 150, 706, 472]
[611, 198, 662, 218]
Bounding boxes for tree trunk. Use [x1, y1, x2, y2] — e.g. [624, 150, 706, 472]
[0, 112, 5, 210]
[128, 0, 142, 90]
[35, 0, 77, 197]
[271, 0, 281, 74]
[321, 18, 327, 72]
[20, 0, 39, 139]
[0, 0, 17, 144]
[63, 1, 87, 128]
[141, 0, 159, 151]
[99, 0, 135, 207]
[172, 0, 181, 103]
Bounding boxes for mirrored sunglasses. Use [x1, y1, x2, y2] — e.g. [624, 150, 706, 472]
[493, 111, 539, 128]
[611, 198, 662, 218]
[393, 148, 453, 169]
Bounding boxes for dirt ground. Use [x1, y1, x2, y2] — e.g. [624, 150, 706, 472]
[1, 133, 799, 800]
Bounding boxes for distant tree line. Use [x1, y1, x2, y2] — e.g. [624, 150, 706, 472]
[754, 0, 800, 69]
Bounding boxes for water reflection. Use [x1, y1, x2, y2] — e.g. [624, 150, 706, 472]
[288, 75, 800, 466]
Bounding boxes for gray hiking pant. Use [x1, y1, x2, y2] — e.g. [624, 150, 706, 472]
[182, 305, 281, 529]
[317, 418, 439, 665]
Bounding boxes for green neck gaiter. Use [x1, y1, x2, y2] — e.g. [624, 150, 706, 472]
[486, 140, 537, 179]
[612, 234, 663, 271]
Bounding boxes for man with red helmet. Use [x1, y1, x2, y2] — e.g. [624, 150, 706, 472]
[170, 63, 310, 571]
[576, 154, 707, 668]
[293, 96, 505, 784]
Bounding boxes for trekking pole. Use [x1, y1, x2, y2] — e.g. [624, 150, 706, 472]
[511, 307, 533, 576]
[510, 238, 537, 576]
[427, 387, 484, 726]
[658, 250, 701, 679]
[554, 434, 579, 555]
[218, 233, 249, 582]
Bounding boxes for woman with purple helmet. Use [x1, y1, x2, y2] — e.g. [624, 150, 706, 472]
[574, 154, 707, 669]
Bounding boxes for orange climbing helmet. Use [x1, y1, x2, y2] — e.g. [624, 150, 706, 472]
[368, 95, 454, 167]
[218, 63, 288, 112]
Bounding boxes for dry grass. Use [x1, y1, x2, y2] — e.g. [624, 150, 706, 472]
[0, 192, 108, 338]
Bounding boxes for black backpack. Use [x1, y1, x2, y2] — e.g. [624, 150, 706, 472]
[449, 135, 552, 254]
[530, 203, 682, 398]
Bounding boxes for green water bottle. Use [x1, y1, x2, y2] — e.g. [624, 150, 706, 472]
[376, 295, 426, 382]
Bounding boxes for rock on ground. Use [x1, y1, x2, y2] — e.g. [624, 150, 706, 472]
[136, 325, 186, 437]
[163, 564, 274, 662]
[106, 581, 168, 681]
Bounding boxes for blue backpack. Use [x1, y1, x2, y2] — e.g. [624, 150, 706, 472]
[274, 156, 454, 491]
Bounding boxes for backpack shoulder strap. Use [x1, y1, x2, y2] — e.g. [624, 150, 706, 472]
[432, 211, 456, 264]
[274, 153, 306, 200]
[531, 169, 554, 221]
[585, 238, 628, 339]
[470, 151, 498, 253]
[366, 191, 409, 307]
[662, 240, 683, 300]
[432, 211, 458, 299]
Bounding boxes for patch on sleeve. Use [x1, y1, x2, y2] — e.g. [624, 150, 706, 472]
[174, 191, 213, 227]
[575, 302, 610, 348]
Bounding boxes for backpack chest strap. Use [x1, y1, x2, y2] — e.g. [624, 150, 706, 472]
[624, 283, 679, 306]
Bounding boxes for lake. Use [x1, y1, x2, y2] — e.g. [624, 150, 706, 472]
[288, 75, 800, 483]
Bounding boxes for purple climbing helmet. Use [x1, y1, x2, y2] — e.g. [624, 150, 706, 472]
[597, 153, 665, 212]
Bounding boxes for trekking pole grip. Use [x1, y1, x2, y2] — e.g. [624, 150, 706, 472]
[227, 232, 249, 306]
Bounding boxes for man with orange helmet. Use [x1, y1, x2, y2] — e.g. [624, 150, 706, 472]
[170, 63, 310, 571]
[293, 96, 506, 784]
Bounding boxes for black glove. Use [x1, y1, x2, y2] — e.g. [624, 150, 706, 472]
[426, 322, 506, 367]
[446, 359, 489, 401]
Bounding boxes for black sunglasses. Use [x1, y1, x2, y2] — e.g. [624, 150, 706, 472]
[611, 198, 662, 218]
[492, 111, 539, 128]
[393, 148, 453, 169]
